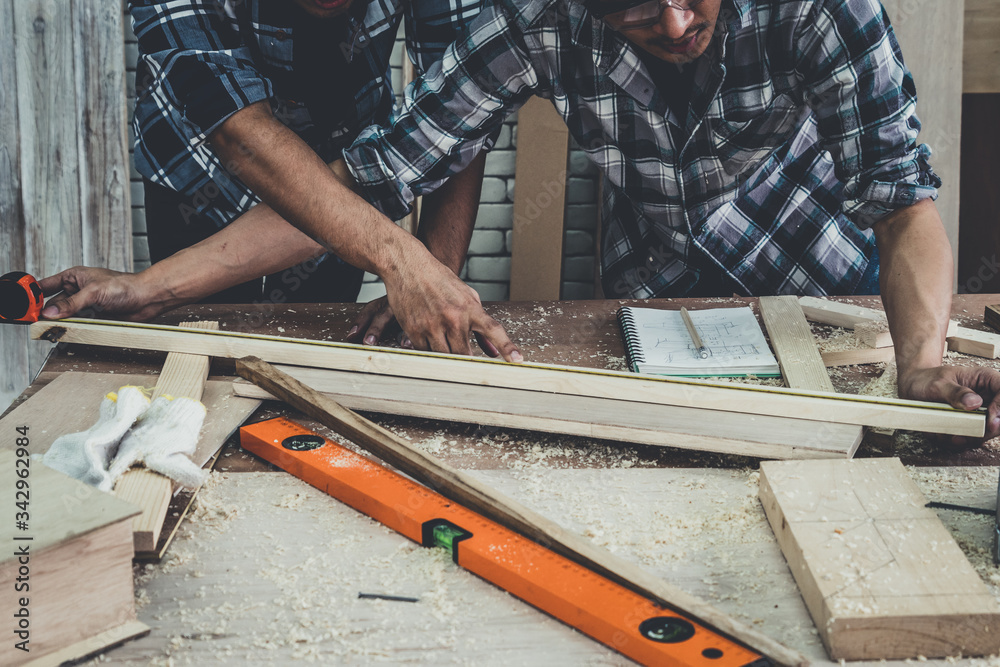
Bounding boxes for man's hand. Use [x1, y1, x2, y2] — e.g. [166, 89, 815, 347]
[379, 254, 520, 360]
[39, 267, 168, 322]
[899, 365, 1000, 444]
[349, 293, 508, 358]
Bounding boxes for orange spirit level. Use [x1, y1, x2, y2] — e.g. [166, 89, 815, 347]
[240, 417, 768, 667]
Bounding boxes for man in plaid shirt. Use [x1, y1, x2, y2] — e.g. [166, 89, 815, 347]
[40, 0, 522, 360]
[340, 0, 1000, 435]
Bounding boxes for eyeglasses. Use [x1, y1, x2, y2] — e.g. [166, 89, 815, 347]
[587, 0, 704, 31]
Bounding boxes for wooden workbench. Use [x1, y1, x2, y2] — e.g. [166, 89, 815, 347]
[7, 296, 1000, 665]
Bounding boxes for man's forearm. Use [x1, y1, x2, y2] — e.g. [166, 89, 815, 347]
[209, 100, 433, 282]
[873, 199, 954, 384]
[416, 151, 488, 274]
[140, 204, 326, 310]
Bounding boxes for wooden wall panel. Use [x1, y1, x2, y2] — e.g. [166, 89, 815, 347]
[964, 0, 1000, 93]
[0, 0, 132, 411]
[881, 1, 964, 282]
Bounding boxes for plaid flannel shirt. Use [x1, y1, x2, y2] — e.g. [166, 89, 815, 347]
[129, 0, 484, 227]
[345, 0, 941, 297]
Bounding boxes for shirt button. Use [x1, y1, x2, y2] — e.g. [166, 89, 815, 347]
[276, 30, 288, 41]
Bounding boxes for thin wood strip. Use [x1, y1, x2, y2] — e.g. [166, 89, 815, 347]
[234, 356, 808, 666]
[115, 321, 217, 555]
[23, 620, 149, 667]
[231, 365, 863, 459]
[759, 296, 836, 392]
[31, 319, 984, 437]
[821, 346, 896, 367]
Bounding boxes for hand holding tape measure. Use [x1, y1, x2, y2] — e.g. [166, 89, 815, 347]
[0, 272, 43, 324]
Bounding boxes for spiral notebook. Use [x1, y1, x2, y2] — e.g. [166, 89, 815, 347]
[617, 306, 780, 377]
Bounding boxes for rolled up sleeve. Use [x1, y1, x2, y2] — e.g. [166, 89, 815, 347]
[344, 0, 539, 220]
[130, 1, 273, 189]
[796, 0, 941, 229]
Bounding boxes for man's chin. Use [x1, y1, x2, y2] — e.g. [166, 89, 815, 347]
[643, 29, 712, 63]
[295, 0, 355, 18]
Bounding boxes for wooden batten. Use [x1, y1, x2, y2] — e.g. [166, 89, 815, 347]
[232, 365, 864, 459]
[821, 346, 896, 367]
[759, 296, 835, 392]
[31, 319, 985, 437]
[798, 297, 886, 329]
[759, 458, 1000, 660]
[114, 321, 217, 555]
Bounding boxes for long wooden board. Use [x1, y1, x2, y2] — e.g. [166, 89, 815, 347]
[232, 365, 864, 459]
[235, 357, 808, 665]
[759, 458, 1000, 660]
[31, 319, 986, 437]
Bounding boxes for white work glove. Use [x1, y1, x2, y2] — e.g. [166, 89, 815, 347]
[43, 386, 151, 489]
[107, 395, 208, 490]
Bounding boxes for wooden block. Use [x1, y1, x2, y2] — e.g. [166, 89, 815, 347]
[759, 296, 836, 392]
[985, 304, 1000, 333]
[509, 96, 569, 300]
[759, 458, 1000, 660]
[115, 321, 218, 553]
[232, 365, 865, 459]
[31, 319, 987, 437]
[947, 325, 1000, 358]
[798, 296, 885, 328]
[820, 346, 895, 367]
[853, 320, 892, 349]
[0, 451, 147, 665]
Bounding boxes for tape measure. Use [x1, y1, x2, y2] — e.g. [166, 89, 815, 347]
[241, 417, 770, 667]
[0, 272, 43, 324]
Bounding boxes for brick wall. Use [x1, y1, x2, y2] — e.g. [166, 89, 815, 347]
[124, 11, 601, 301]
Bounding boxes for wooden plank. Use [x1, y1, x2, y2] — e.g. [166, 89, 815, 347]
[234, 357, 808, 666]
[759, 296, 835, 392]
[232, 365, 864, 459]
[75, 0, 131, 270]
[964, 0, 1000, 93]
[881, 0, 964, 284]
[115, 322, 218, 553]
[0, 0, 29, 413]
[798, 296, 885, 328]
[820, 346, 896, 367]
[32, 319, 986, 436]
[509, 96, 569, 300]
[947, 325, 1000, 358]
[759, 458, 1000, 660]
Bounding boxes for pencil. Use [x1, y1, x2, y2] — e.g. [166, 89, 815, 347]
[679, 307, 709, 359]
